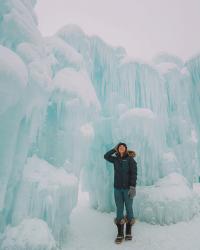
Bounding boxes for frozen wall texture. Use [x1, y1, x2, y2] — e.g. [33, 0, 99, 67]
[0, 0, 200, 248]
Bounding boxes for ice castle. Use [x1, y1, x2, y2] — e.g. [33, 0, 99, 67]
[0, 1, 200, 249]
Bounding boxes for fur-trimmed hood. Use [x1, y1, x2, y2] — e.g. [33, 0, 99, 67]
[116, 149, 136, 158]
[127, 150, 136, 158]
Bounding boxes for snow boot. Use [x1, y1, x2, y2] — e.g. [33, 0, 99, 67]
[114, 217, 125, 244]
[124, 215, 136, 240]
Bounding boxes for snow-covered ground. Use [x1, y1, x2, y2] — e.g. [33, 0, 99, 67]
[64, 188, 200, 250]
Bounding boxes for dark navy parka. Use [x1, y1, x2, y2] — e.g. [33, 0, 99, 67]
[104, 147, 137, 189]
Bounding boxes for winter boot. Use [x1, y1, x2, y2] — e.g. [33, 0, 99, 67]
[124, 215, 136, 240]
[114, 217, 125, 244]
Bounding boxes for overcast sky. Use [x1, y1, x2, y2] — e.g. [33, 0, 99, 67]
[35, 0, 200, 62]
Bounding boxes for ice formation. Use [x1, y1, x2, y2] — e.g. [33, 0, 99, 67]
[11, 156, 78, 243]
[133, 173, 199, 225]
[0, 218, 58, 250]
[1, 0, 200, 248]
[0, 0, 99, 247]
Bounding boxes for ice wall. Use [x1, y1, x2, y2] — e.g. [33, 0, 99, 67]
[59, 26, 199, 210]
[56, 24, 200, 222]
[185, 54, 200, 180]
[56, 26, 199, 179]
[1, 0, 200, 246]
[0, 0, 100, 248]
[12, 156, 78, 243]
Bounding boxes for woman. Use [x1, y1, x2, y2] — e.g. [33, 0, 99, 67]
[104, 142, 137, 244]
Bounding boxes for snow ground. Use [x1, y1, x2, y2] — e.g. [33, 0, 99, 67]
[64, 189, 200, 250]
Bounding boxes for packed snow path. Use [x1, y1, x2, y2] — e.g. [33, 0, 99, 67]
[64, 189, 200, 250]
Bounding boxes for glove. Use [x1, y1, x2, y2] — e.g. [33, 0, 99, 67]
[128, 186, 136, 198]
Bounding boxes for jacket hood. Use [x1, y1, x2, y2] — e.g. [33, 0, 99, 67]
[116, 149, 136, 158]
[127, 150, 136, 157]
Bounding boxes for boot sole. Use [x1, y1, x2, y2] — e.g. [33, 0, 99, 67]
[115, 239, 124, 244]
[115, 236, 124, 244]
[125, 236, 132, 240]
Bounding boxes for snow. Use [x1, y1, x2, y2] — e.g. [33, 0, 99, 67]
[120, 56, 134, 65]
[0, 218, 57, 250]
[52, 67, 101, 109]
[0, 45, 28, 88]
[119, 108, 156, 120]
[0, 0, 42, 47]
[16, 42, 44, 64]
[56, 24, 86, 39]
[80, 123, 95, 138]
[45, 36, 84, 71]
[191, 130, 198, 143]
[23, 155, 78, 188]
[155, 62, 180, 74]
[180, 66, 190, 76]
[63, 189, 200, 250]
[162, 151, 177, 162]
[152, 53, 184, 67]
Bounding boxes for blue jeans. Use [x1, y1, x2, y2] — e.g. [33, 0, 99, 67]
[114, 188, 134, 221]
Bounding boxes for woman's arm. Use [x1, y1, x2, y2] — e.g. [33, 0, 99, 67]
[104, 148, 117, 163]
[129, 157, 137, 187]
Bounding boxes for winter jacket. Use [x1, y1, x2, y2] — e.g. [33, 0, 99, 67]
[104, 147, 137, 189]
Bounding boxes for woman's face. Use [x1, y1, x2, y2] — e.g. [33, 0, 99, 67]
[118, 145, 126, 154]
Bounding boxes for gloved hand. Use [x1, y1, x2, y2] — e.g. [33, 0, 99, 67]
[128, 186, 136, 198]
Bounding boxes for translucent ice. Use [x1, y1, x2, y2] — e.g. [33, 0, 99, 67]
[1, 1, 200, 249]
[12, 156, 78, 243]
[0, 1, 100, 247]
[0, 45, 28, 114]
[133, 173, 199, 225]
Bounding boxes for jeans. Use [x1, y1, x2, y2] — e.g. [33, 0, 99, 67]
[114, 188, 134, 221]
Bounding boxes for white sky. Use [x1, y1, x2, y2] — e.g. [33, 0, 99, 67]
[35, 0, 200, 62]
